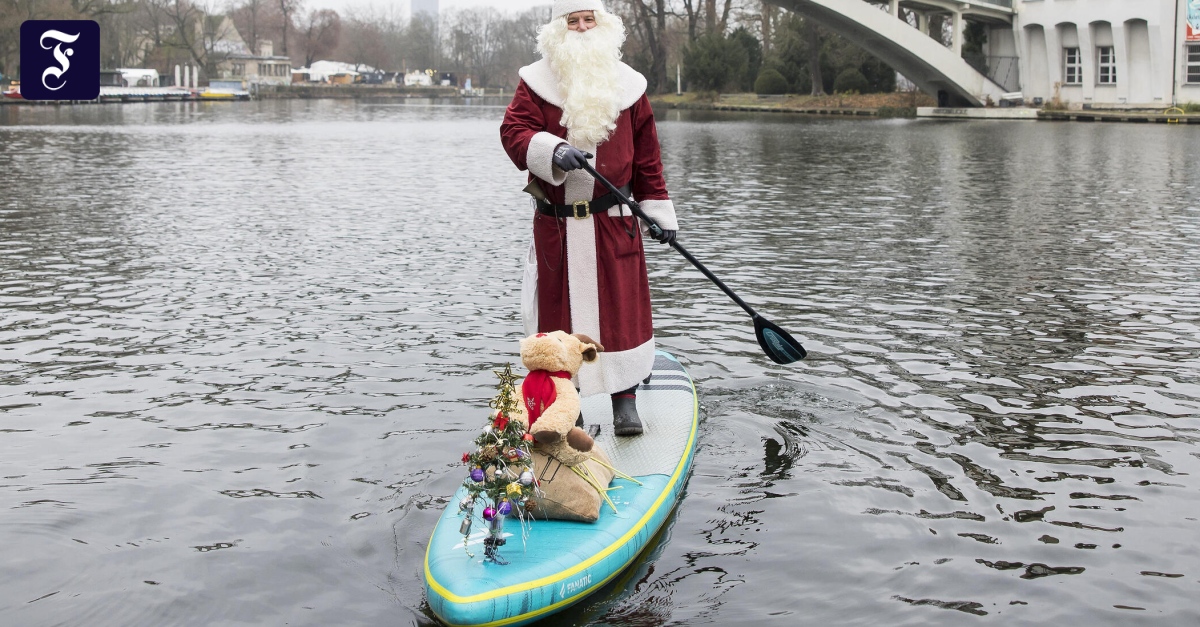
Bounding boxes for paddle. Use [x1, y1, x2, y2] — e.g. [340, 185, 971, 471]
[578, 161, 807, 365]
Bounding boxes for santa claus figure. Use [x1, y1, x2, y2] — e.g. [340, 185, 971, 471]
[500, 0, 678, 436]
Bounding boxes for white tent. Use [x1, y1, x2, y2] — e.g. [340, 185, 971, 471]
[305, 60, 376, 82]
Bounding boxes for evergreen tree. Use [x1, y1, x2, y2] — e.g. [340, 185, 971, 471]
[682, 32, 749, 92]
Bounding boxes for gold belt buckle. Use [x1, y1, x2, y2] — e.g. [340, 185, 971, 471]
[572, 200, 591, 219]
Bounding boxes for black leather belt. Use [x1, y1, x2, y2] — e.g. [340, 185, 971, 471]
[536, 184, 632, 219]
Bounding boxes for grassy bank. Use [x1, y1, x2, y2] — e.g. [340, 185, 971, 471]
[651, 91, 936, 117]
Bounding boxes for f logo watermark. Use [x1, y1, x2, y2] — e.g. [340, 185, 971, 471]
[20, 20, 100, 101]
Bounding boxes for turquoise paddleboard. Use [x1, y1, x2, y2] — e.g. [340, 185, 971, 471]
[425, 351, 699, 626]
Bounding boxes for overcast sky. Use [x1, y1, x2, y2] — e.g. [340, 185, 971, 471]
[306, 0, 545, 15]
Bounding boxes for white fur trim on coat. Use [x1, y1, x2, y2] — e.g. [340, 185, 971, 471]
[564, 144, 601, 356]
[578, 336, 655, 398]
[637, 198, 678, 232]
[527, 131, 568, 186]
[558, 146, 657, 397]
[553, 0, 606, 18]
[518, 59, 646, 113]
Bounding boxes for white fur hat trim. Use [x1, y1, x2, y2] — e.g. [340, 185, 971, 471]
[553, 0, 606, 18]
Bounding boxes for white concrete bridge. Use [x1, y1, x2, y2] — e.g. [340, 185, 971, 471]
[768, 0, 1017, 106]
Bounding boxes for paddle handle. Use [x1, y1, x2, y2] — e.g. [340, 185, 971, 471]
[666, 240, 760, 320]
[579, 161, 760, 320]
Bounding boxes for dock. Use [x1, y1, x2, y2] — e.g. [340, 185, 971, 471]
[1036, 110, 1200, 124]
[1, 86, 250, 105]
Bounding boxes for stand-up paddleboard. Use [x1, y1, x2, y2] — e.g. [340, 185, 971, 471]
[425, 351, 698, 626]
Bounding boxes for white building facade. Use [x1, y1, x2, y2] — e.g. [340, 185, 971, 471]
[1015, 0, 1200, 107]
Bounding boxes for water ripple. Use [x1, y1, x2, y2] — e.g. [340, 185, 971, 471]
[2, 102, 1199, 625]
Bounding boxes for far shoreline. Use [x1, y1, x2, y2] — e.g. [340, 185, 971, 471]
[6, 87, 1199, 124]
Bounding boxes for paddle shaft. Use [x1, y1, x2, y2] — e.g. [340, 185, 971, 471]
[579, 162, 761, 320]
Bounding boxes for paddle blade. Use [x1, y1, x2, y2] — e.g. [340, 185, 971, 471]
[754, 315, 807, 364]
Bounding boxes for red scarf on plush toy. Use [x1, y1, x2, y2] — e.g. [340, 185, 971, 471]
[522, 370, 571, 427]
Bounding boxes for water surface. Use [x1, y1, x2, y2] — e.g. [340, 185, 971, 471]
[1, 100, 1198, 625]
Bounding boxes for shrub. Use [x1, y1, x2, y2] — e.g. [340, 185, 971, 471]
[754, 69, 789, 95]
[832, 68, 869, 94]
[1043, 96, 1068, 111]
[876, 106, 916, 118]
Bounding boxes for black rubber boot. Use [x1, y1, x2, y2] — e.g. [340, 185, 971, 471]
[611, 386, 642, 436]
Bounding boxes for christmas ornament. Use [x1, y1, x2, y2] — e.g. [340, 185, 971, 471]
[454, 364, 542, 563]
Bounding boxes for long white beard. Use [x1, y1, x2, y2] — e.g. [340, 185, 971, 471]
[537, 12, 627, 147]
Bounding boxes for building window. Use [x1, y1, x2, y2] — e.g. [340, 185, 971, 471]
[232, 63, 245, 77]
[1097, 46, 1116, 84]
[1188, 44, 1200, 84]
[1063, 47, 1082, 84]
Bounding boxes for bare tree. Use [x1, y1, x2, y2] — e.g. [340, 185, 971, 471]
[718, 0, 733, 34]
[680, 0, 698, 41]
[447, 7, 516, 87]
[338, 8, 388, 71]
[621, 0, 669, 93]
[96, 2, 152, 68]
[489, 7, 542, 88]
[230, 0, 269, 54]
[69, 0, 124, 18]
[761, 0, 772, 54]
[145, 0, 241, 81]
[0, 0, 82, 77]
[277, 0, 301, 56]
[298, 8, 339, 66]
[400, 10, 440, 72]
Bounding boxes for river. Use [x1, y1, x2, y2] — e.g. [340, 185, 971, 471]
[1, 99, 1198, 625]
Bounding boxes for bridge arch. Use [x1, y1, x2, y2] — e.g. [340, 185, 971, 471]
[767, 0, 1010, 106]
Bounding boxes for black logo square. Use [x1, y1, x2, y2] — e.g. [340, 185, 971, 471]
[20, 20, 100, 101]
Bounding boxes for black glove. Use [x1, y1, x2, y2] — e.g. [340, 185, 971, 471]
[552, 143, 589, 172]
[652, 228, 677, 245]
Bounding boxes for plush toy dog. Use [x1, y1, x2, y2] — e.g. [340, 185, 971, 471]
[513, 331, 603, 467]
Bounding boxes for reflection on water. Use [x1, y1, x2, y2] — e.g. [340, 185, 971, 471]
[1, 101, 1198, 625]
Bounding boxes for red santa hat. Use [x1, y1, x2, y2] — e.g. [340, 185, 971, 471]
[553, 0, 606, 18]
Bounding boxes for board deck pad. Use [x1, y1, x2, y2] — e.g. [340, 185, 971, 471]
[582, 353, 693, 477]
[425, 351, 698, 627]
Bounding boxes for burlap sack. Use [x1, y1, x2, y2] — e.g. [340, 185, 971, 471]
[529, 444, 616, 523]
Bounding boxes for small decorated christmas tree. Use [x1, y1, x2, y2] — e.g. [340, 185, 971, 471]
[458, 364, 539, 562]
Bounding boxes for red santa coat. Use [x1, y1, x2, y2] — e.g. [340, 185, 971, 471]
[500, 59, 678, 397]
